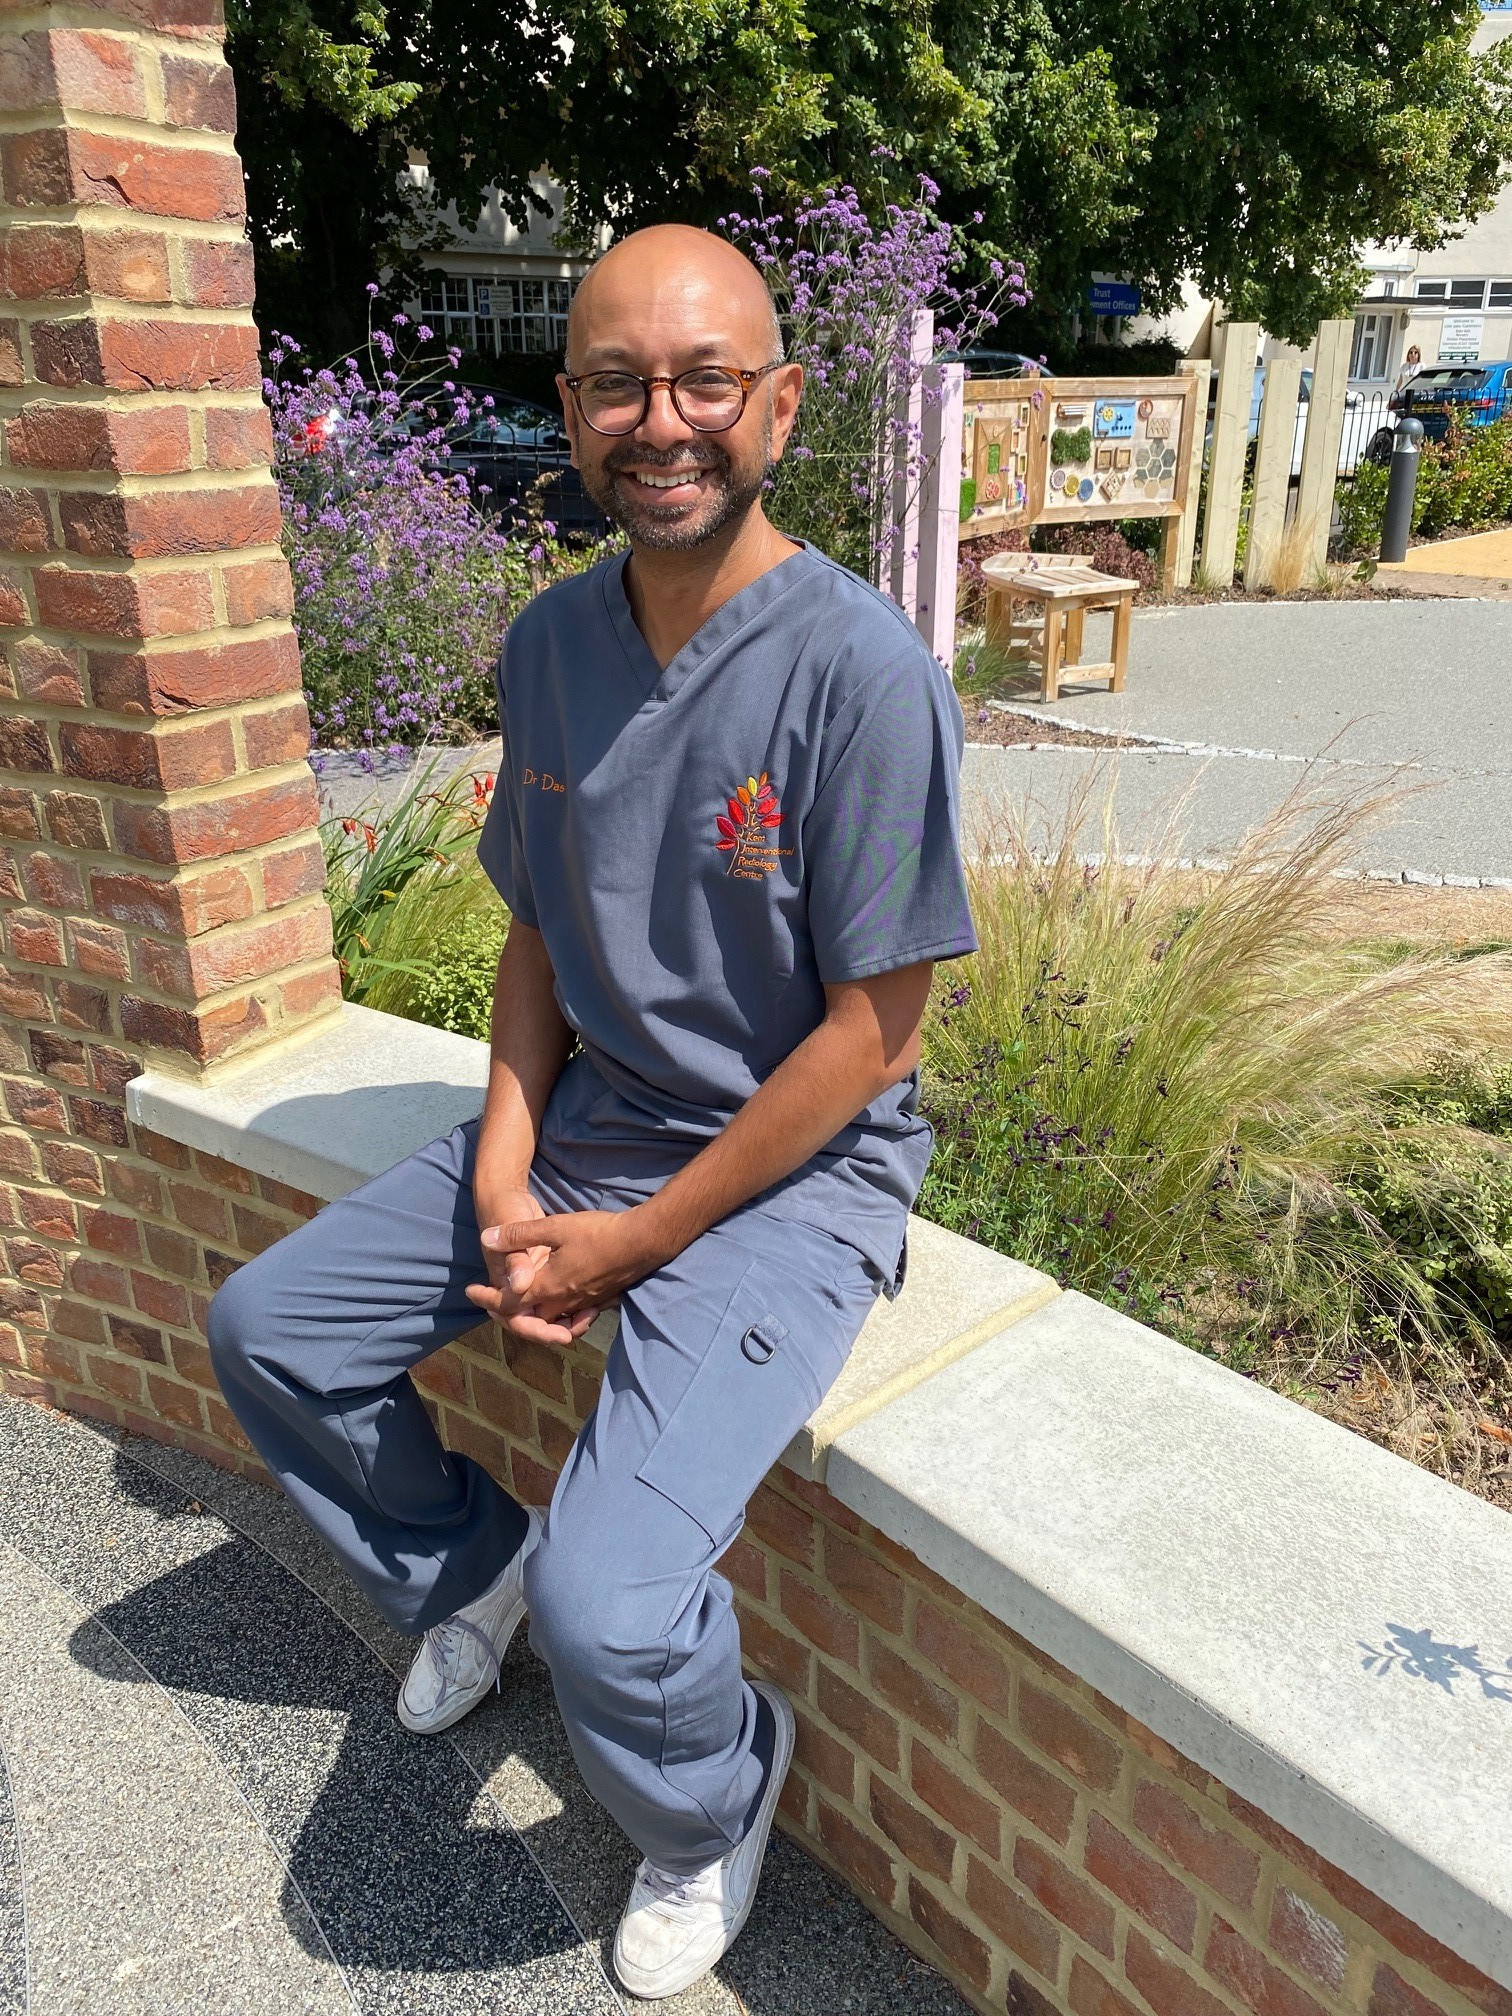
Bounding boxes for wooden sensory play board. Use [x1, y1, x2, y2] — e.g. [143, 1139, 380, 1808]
[959, 375, 1200, 540]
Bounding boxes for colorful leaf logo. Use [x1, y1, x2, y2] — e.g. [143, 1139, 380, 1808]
[715, 770, 781, 871]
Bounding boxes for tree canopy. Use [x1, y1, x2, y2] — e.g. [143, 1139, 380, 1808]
[227, 0, 1512, 355]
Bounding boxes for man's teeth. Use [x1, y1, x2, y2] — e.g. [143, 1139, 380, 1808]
[633, 470, 703, 489]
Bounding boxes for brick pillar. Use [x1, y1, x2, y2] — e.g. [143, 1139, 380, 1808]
[0, 0, 339, 1428]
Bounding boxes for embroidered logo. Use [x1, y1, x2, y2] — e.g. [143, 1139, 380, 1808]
[716, 772, 783, 878]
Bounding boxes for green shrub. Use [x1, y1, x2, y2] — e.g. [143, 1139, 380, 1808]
[1336, 414, 1512, 558]
[1335, 461, 1388, 558]
[402, 907, 508, 1039]
[917, 783, 1512, 1399]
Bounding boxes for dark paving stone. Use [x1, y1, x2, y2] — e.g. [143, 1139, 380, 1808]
[0, 1732, 25, 2016]
[120, 1425, 975, 2016]
[0, 1400, 616, 2016]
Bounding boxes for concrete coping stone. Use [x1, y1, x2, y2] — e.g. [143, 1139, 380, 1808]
[126, 1004, 1058, 1479]
[131, 1005, 1512, 1991]
[830, 1289, 1512, 1993]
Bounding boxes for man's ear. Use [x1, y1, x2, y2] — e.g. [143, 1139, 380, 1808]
[556, 374, 581, 468]
[765, 363, 805, 466]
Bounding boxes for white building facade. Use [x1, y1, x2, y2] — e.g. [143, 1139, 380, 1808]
[402, 162, 604, 360]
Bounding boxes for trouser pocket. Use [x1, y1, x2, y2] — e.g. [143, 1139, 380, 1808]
[635, 1263, 823, 1547]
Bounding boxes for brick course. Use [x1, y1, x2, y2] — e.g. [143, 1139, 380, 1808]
[7, 1205, 1503, 2016]
[0, 0, 338, 1478]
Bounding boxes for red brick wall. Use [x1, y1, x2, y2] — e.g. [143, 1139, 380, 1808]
[0, 0, 339, 1415]
[6, 1155, 1504, 2016]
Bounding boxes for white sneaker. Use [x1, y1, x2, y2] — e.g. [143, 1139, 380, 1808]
[397, 1507, 543, 1735]
[613, 1681, 796, 2000]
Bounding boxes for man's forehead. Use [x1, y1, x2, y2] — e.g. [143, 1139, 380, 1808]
[568, 231, 778, 364]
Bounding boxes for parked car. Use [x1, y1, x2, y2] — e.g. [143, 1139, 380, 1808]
[1383, 361, 1512, 443]
[434, 392, 607, 535]
[1246, 365, 1371, 476]
[942, 347, 1056, 379]
[301, 381, 608, 536]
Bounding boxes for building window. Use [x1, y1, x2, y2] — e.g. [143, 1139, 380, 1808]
[1349, 312, 1392, 381]
[1416, 278, 1491, 310]
[415, 273, 577, 356]
[1490, 281, 1512, 310]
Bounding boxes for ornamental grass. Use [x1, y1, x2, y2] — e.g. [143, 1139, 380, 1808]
[917, 775, 1512, 1467]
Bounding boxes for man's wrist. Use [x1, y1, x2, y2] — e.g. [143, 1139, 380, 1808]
[629, 1191, 699, 1272]
[473, 1162, 535, 1218]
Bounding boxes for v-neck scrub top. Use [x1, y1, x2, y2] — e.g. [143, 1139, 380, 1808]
[476, 541, 978, 1280]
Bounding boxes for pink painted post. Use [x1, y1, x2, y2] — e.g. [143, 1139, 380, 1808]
[913, 361, 965, 666]
[887, 309, 934, 613]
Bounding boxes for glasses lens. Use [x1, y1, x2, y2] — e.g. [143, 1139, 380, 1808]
[578, 373, 645, 434]
[673, 369, 745, 431]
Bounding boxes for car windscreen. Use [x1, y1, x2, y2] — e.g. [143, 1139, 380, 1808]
[1407, 369, 1490, 394]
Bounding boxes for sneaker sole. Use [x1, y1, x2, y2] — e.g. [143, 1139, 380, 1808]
[613, 1679, 797, 2000]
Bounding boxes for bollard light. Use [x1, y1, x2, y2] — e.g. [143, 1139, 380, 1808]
[1379, 416, 1424, 564]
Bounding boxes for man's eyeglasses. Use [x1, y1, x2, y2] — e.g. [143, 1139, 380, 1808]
[564, 364, 782, 436]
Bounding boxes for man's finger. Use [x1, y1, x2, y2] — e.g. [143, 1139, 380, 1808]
[481, 1220, 555, 1253]
[497, 1219, 561, 1255]
[465, 1280, 507, 1317]
[506, 1310, 581, 1347]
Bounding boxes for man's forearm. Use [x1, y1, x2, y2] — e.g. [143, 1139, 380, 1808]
[635, 961, 934, 1264]
[481, 962, 936, 1324]
[474, 919, 574, 1199]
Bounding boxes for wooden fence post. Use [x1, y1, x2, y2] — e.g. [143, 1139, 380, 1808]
[1294, 319, 1352, 577]
[886, 309, 933, 606]
[1196, 319, 1258, 588]
[1244, 354, 1303, 590]
[1169, 357, 1212, 591]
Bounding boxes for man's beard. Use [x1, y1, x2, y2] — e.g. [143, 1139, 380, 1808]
[581, 431, 770, 552]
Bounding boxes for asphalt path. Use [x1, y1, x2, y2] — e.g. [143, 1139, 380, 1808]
[960, 598, 1512, 882]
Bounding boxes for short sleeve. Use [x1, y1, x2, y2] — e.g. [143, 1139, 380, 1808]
[475, 644, 539, 928]
[803, 649, 977, 983]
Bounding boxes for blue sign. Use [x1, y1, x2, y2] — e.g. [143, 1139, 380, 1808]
[1094, 399, 1137, 440]
[1087, 279, 1142, 316]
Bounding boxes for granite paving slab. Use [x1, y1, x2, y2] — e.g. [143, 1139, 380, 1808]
[0, 1400, 972, 2016]
[0, 1539, 352, 2015]
[0, 1399, 618, 2016]
[0, 1726, 25, 2016]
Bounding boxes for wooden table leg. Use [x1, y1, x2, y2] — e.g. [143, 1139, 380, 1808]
[985, 583, 1008, 655]
[1063, 604, 1085, 670]
[1110, 591, 1132, 692]
[1041, 606, 1063, 703]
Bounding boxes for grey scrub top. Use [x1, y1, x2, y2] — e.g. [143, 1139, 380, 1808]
[477, 540, 977, 1281]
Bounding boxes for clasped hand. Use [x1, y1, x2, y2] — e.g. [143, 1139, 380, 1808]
[465, 1192, 660, 1346]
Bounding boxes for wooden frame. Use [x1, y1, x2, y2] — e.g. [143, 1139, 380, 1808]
[961, 374, 1200, 525]
[1023, 376, 1199, 527]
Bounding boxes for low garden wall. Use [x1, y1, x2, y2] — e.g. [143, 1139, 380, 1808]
[5, 1001, 1495, 2016]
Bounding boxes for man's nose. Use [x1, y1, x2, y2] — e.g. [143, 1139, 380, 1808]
[634, 382, 699, 452]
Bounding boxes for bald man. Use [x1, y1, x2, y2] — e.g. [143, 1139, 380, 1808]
[209, 224, 976, 1998]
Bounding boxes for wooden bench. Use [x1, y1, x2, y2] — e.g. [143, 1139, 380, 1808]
[980, 555, 1138, 703]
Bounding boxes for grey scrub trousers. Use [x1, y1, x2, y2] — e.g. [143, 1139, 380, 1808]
[209, 1107, 880, 1872]
[212, 541, 977, 1873]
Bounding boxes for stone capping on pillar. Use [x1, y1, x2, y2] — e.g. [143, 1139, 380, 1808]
[126, 1002, 1512, 2005]
[0, 0, 340, 1084]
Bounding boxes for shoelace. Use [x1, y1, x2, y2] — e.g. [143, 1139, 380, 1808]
[424, 1612, 502, 1696]
[638, 1862, 718, 1912]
